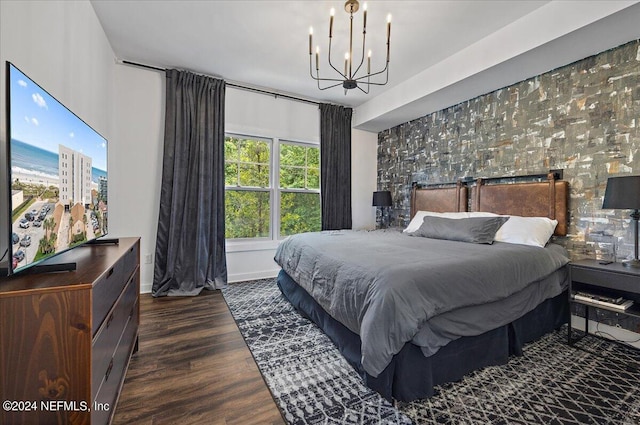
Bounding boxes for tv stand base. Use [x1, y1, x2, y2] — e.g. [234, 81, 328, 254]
[86, 238, 120, 245]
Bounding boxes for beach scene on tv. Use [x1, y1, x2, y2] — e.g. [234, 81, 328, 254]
[9, 65, 107, 272]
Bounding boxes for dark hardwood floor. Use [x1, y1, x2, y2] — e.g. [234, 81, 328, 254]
[112, 290, 285, 425]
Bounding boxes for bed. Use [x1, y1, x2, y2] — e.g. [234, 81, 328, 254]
[274, 173, 570, 402]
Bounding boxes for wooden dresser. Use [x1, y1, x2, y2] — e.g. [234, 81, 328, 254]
[0, 237, 140, 425]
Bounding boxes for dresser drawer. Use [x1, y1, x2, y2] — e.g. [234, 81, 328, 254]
[92, 260, 125, 335]
[571, 265, 640, 293]
[92, 296, 139, 425]
[122, 243, 139, 286]
[92, 272, 138, 396]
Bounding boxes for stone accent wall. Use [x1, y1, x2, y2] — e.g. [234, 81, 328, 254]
[378, 40, 640, 262]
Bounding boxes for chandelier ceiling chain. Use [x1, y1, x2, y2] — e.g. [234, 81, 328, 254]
[309, 0, 391, 94]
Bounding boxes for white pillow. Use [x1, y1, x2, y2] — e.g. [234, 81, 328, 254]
[469, 212, 557, 247]
[403, 210, 471, 233]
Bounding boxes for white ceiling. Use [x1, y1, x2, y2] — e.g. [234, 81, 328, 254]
[91, 0, 640, 132]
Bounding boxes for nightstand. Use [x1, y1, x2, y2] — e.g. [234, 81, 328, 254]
[568, 260, 640, 346]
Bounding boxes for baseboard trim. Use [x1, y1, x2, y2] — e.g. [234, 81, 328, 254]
[228, 269, 280, 283]
[138, 270, 281, 294]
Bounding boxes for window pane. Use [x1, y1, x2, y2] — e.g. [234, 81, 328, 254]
[307, 147, 319, 168]
[225, 163, 238, 186]
[280, 166, 305, 189]
[307, 168, 320, 189]
[224, 137, 238, 161]
[280, 144, 306, 166]
[280, 192, 321, 236]
[239, 164, 269, 187]
[239, 139, 270, 164]
[225, 190, 270, 238]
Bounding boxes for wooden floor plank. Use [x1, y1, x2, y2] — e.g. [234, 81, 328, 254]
[112, 291, 285, 425]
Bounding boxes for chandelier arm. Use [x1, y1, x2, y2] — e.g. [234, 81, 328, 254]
[352, 32, 367, 78]
[362, 69, 389, 86]
[348, 11, 354, 79]
[309, 53, 345, 82]
[359, 80, 388, 87]
[309, 55, 317, 79]
[356, 84, 369, 94]
[327, 37, 347, 79]
[357, 75, 370, 94]
[311, 74, 349, 83]
[355, 70, 389, 86]
[353, 62, 388, 81]
[352, 62, 365, 79]
[317, 81, 345, 90]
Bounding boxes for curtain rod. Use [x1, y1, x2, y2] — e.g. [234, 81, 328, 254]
[120, 60, 322, 107]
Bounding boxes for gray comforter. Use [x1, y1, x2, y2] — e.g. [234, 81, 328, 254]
[274, 230, 569, 377]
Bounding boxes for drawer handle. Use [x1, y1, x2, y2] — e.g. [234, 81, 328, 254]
[105, 359, 114, 381]
[107, 267, 114, 278]
[106, 313, 114, 329]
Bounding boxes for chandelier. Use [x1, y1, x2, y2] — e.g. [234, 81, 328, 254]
[308, 0, 391, 94]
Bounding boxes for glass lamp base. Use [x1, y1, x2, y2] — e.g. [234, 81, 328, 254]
[622, 258, 640, 268]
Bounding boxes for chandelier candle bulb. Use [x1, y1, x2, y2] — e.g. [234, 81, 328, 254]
[367, 50, 371, 73]
[330, 8, 335, 37]
[386, 17, 391, 62]
[344, 53, 349, 76]
[316, 47, 320, 70]
[363, 3, 367, 32]
[309, 27, 313, 55]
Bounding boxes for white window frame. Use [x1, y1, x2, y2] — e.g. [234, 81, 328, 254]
[225, 133, 320, 246]
[277, 139, 321, 240]
[224, 135, 273, 241]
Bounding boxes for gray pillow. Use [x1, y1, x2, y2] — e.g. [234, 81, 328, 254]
[411, 216, 509, 244]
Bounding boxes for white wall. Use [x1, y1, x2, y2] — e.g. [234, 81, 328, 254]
[351, 129, 377, 230]
[0, 0, 115, 270]
[110, 65, 164, 292]
[226, 88, 320, 143]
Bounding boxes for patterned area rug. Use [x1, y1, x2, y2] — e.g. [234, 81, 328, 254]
[222, 278, 640, 425]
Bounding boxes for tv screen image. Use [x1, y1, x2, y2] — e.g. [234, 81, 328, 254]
[6, 62, 108, 274]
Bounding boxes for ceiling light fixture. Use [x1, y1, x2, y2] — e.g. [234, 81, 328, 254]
[309, 0, 391, 94]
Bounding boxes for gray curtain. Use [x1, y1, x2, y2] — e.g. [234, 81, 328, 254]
[152, 69, 227, 297]
[320, 103, 353, 230]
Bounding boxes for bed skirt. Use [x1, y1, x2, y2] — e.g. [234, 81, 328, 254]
[277, 269, 569, 402]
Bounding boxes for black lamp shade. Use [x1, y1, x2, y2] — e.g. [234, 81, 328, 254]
[372, 191, 392, 207]
[603, 176, 640, 210]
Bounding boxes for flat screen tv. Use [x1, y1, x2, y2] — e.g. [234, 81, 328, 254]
[5, 62, 108, 275]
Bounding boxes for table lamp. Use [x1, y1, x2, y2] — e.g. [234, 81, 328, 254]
[373, 191, 392, 228]
[602, 175, 640, 268]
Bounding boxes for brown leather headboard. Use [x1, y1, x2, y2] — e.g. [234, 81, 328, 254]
[471, 173, 569, 236]
[410, 181, 468, 218]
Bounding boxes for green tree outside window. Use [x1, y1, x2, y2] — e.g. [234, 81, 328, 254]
[224, 136, 321, 239]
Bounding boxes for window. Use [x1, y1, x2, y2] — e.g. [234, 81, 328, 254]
[224, 136, 271, 238]
[279, 142, 321, 236]
[224, 135, 321, 240]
